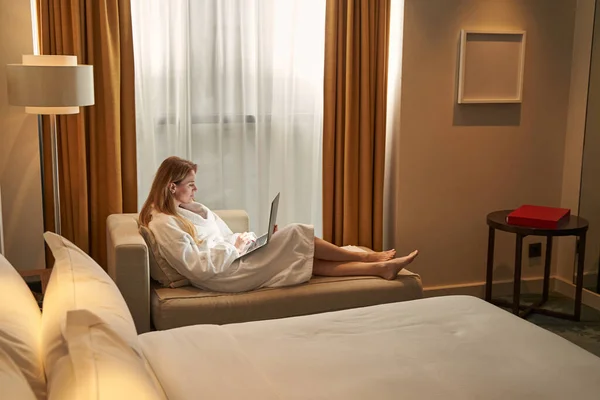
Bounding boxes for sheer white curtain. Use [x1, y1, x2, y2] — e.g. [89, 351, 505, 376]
[131, 0, 325, 235]
[383, 0, 405, 249]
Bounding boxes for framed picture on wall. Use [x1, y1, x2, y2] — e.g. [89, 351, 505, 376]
[457, 30, 526, 104]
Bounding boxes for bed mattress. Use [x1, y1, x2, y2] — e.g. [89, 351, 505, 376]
[140, 295, 600, 399]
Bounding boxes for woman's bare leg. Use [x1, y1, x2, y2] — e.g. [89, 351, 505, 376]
[312, 251, 419, 280]
[314, 237, 396, 262]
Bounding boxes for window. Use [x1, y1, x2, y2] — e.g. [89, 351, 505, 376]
[132, 0, 326, 234]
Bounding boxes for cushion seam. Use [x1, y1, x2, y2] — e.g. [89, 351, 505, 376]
[59, 235, 78, 310]
[152, 276, 399, 297]
[153, 277, 420, 301]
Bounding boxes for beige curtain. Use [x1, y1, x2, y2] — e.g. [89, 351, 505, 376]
[323, 0, 390, 251]
[37, 0, 137, 268]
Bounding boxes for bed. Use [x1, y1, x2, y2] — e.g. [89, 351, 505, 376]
[3, 233, 600, 399]
[140, 295, 600, 400]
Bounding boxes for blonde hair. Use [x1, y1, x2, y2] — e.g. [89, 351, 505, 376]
[139, 156, 201, 244]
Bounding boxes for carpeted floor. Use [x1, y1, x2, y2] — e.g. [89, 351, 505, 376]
[498, 293, 600, 357]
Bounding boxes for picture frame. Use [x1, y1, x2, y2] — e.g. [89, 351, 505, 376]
[457, 30, 526, 104]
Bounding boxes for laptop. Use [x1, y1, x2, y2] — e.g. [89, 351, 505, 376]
[236, 192, 280, 260]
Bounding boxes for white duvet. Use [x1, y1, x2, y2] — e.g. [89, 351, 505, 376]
[140, 296, 600, 399]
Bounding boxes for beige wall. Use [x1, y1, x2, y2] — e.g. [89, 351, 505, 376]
[387, 0, 577, 288]
[556, 0, 600, 281]
[0, 0, 46, 270]
[569, 0, 600, 284]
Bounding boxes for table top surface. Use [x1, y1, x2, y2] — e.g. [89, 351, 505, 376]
[487, 210, 589, 236]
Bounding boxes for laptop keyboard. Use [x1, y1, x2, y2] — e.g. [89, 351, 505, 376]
[247, 234, 268, 252]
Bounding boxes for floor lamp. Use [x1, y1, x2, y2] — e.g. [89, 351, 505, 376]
[6, 55, 94, 236]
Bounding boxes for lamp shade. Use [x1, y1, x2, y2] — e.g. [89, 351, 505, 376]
[6, 55, 94, 115]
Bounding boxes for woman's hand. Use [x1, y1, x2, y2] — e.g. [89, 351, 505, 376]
[235, 232, 256, 252]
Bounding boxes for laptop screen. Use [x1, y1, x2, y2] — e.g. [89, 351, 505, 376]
[267, 193, 280, 242]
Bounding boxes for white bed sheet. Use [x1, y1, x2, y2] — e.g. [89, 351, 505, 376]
[140, 295, 600, 400]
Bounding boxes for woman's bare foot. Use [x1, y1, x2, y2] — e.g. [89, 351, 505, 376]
[363, 249, 397, 262]
[379, 250, 419, 280]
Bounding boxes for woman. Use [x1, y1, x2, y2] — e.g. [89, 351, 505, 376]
[139, 156, 419, 293]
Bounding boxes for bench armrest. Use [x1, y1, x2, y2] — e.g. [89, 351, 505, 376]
[106, 213, 151, 333]
[106, 210, 249, 333]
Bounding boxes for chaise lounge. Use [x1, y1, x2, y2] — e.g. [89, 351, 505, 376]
[106, 210, 423, 333]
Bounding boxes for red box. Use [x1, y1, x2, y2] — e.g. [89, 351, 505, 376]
[506, 205, 571, 229]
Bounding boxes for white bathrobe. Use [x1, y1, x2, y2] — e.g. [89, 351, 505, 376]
[148, 202, 314, 293]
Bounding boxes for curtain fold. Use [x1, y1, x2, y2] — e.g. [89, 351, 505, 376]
[37, 0, 137, 268]
[323, 0, 391, 251]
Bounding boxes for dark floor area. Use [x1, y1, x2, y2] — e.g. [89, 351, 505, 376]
[499, 292, 600, 357]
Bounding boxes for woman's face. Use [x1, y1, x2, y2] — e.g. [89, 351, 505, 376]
[171, 170, 197, 206]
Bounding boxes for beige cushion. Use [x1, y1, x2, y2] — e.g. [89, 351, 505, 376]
[48, 309, 164, 400]
[0, 254, 46, 399]
[42, 232, 142, 395]
[0, 347, 37, 400]
[151, 272, 423, 330]
[139, 225, 189, 288]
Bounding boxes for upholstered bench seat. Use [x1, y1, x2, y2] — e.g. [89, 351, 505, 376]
[151, 272, 422, 330]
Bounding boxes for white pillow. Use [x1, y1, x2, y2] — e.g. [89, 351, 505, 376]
[42, 232, 142, 394]
[0, 347, 37, 400]
[0, 254, 46, 399]
[139, 225, 190, 288]
[48, 309, 164, 400]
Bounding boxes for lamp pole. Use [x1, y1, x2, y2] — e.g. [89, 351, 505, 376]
[49, 113, 61, 235]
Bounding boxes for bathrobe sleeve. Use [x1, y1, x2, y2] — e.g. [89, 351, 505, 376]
[149, 214, 240, 283]
[210, 209, 259, 246]
[179, 202, 249, 246]
[212, 210, 237, 244]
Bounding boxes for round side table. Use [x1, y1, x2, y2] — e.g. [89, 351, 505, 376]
[485, 210, 589, 321]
